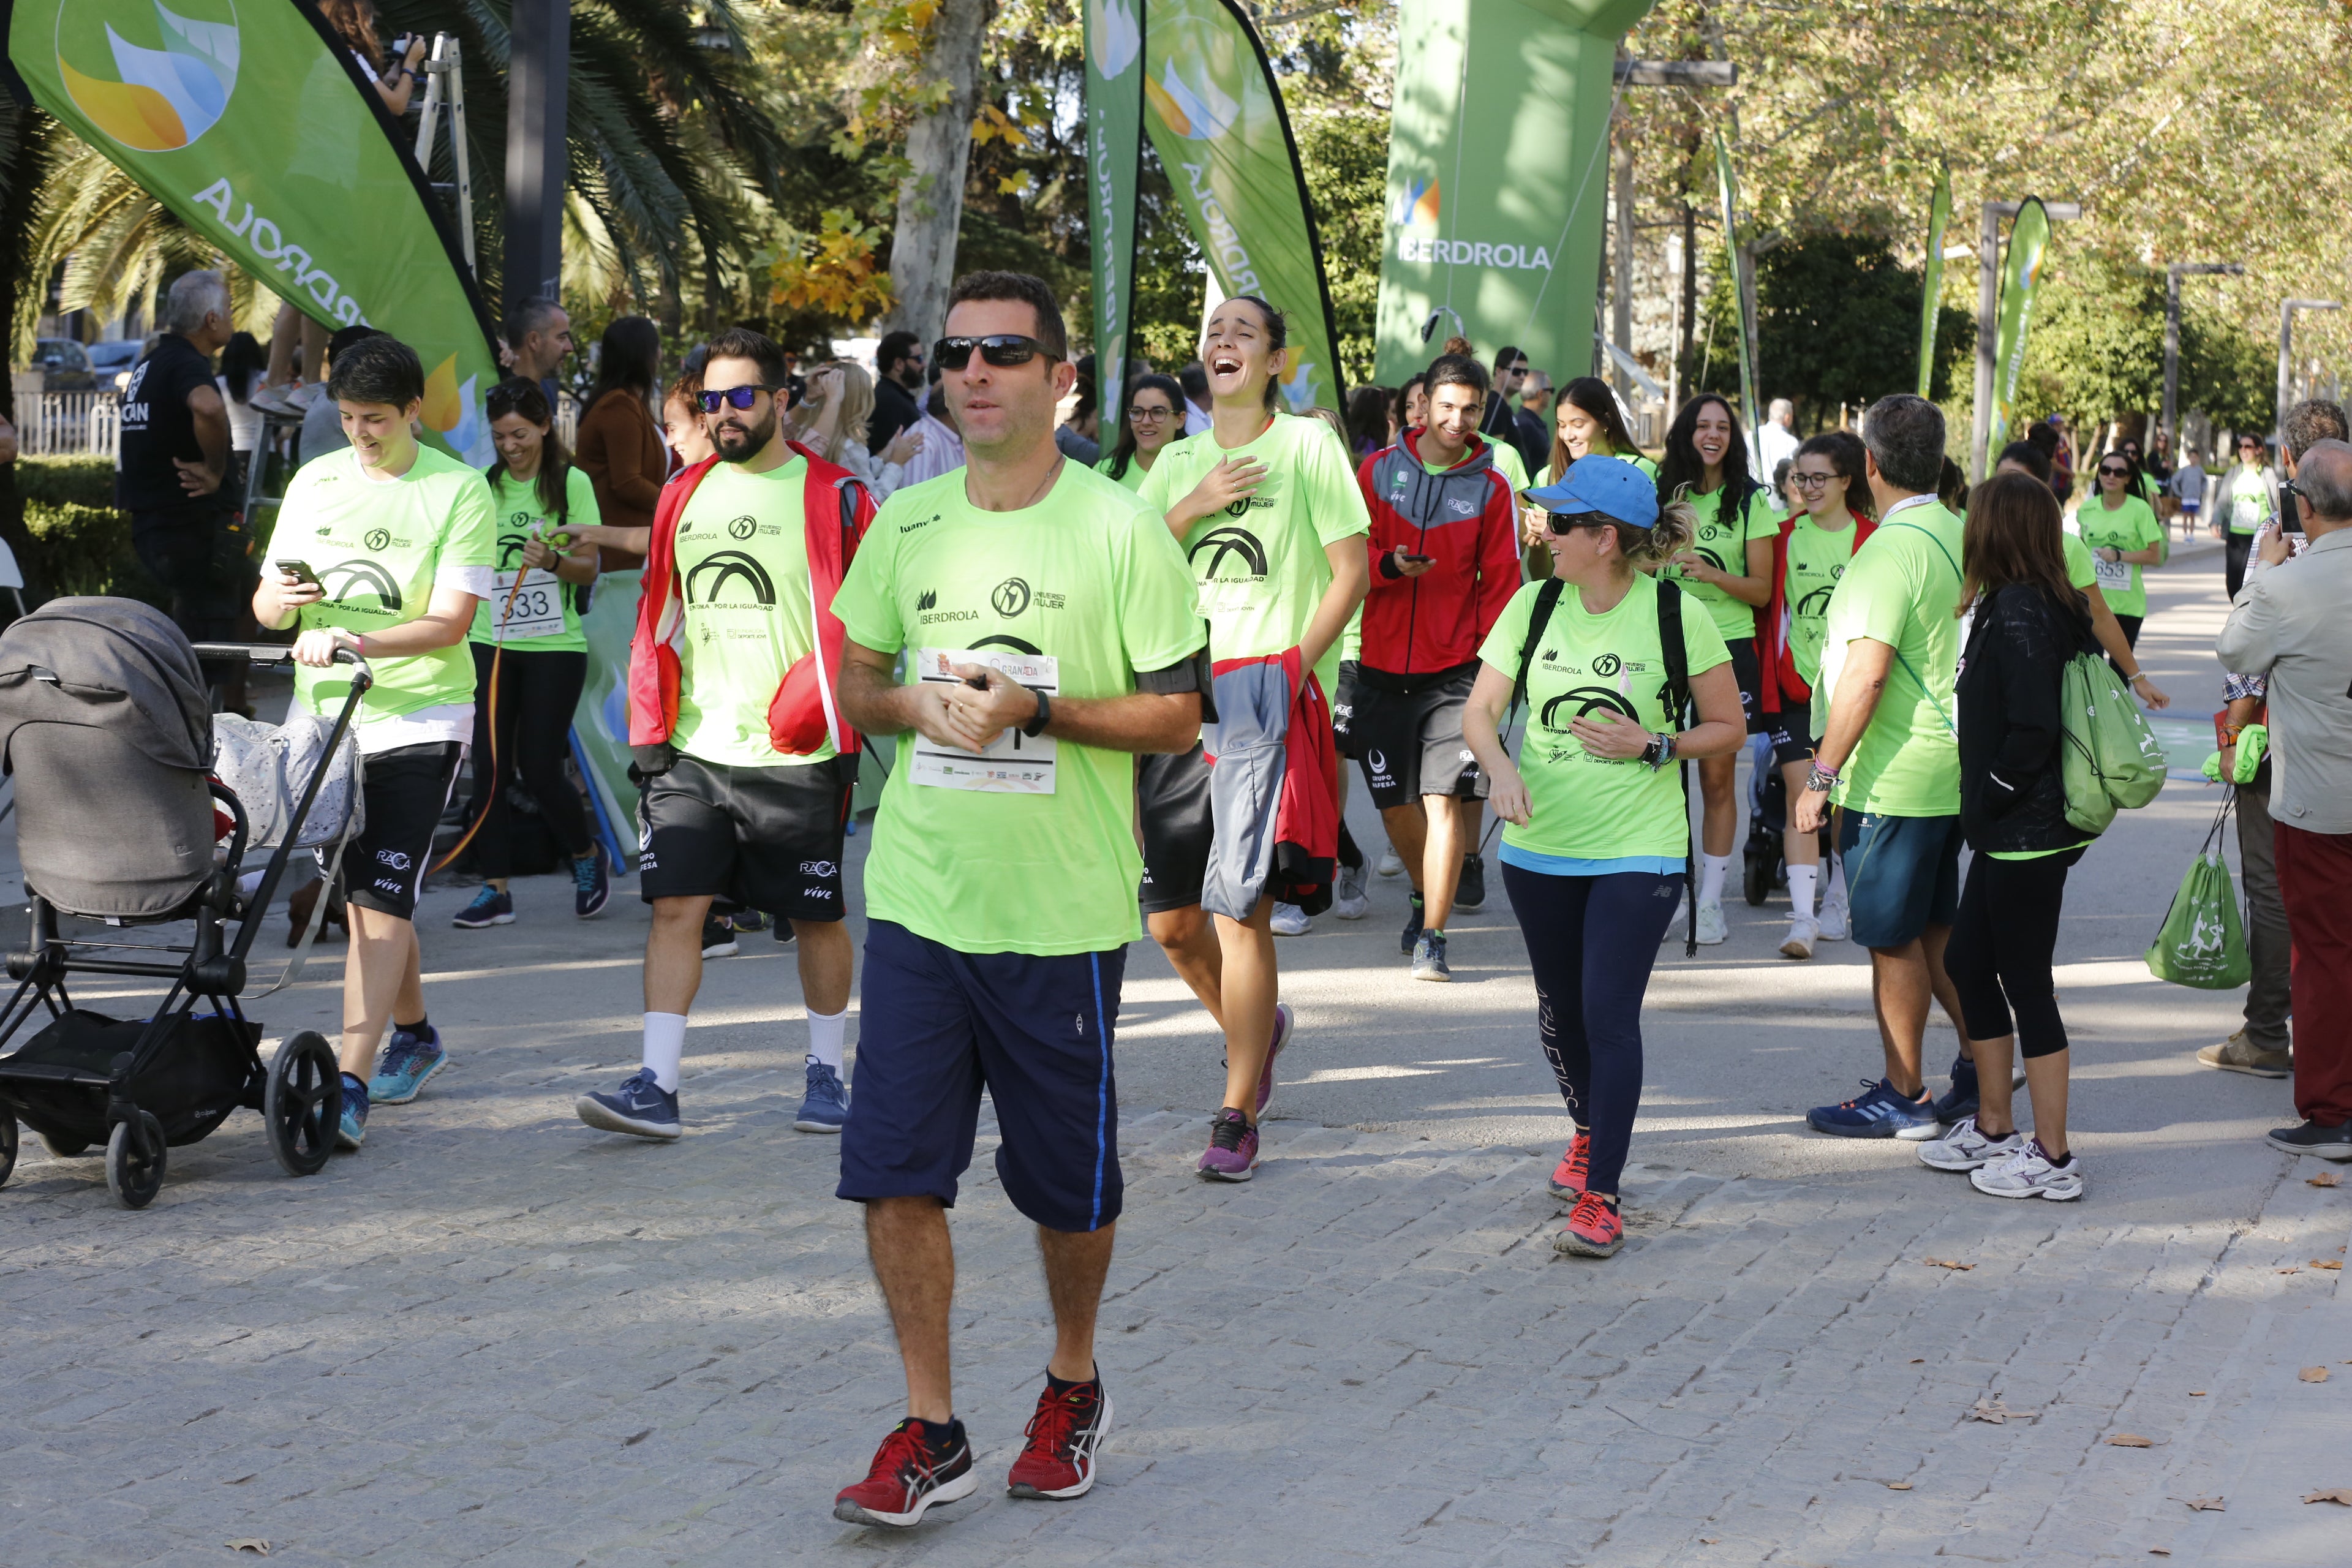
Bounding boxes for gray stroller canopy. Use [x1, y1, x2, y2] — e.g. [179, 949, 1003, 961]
[0, 597, 214, 773]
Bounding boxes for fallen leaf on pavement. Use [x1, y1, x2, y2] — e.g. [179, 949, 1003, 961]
[225, 1544, 269, 1558]
[2302, 1488, 2352, 1506]
[2148, 1550, 2170, 1557]
[2278, 1267, 2302, 1275]
[2315, 1260, 2343, 1270]
[2179, 1496, 2225, 1512]
[1700, 1538, 1720, 1545]
[1887, 1480, 1912, 1490]
[1971, 1396, 2033, 1424]
[2107, 1433, 2155, 1448]
[2301, 1366, 2330, 1382]
[1910, 1358, 1925, 1364]
[2307, 1170, 2339, 1186]
[2189, 1390, 2207, 1396]
[1924, 1258, 1973, 1270]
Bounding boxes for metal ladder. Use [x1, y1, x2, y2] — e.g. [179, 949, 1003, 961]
[411, 33, 477, 275]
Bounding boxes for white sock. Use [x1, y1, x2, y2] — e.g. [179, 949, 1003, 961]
[1789, 863, 1818, 921]
[1823, 851, 1849, 911]
[1698, 853, 1731, 908]
[807, 1006, 848, 1072]
[642, 1011, 687, 1093]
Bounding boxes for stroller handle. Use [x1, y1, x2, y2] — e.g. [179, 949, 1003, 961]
[191, 642, 374, 690]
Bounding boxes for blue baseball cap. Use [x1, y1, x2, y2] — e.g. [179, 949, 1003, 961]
[1525, 456, 1659, 529]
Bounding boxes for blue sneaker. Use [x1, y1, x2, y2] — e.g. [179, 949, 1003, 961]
[573, 846, 611, 919]
[576, 1069, 680, 1140]
[1932, 1055, 1980, 1123]
[453, 886, 514, 928]
[1808, 1077, 1942, 1140]
[794, 1060, 850, 1133]
[369, 1025, 448, 1105]
[336, 1072, 370, 1150]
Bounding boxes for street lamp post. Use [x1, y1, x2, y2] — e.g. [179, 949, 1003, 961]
[2163, 262, 2243, 453]
[505, 0, 570, 316]
[2278, 299, 2343, 447]
[1971, 199, 2080, 480]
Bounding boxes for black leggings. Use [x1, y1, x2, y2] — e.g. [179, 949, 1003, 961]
[1501, 862, 1683, 1195]
[1943, 845, 2084, 1058]
[467, 643, 592, 878]
[2225, 532, 2253, 599]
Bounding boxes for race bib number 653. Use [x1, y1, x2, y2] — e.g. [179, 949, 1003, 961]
[911, 647, 1060, 793]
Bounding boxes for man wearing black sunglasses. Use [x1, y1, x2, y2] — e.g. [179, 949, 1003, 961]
[829, 270, 1206, 1526]
[579, 326, 877, 1148]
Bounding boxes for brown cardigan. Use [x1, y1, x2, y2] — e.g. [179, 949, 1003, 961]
[574, 386, 667, 570]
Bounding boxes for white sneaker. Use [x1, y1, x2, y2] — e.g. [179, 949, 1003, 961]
[1779, 916, 1818, 960]
[1817, 900, 1849, 941]
[1970, 1143, 2084, 1201]
[1271, 902, 1311, 936]
[1694, 900, 1727, 945]
[1376, 846, 1404, 878]
[1918, 1114, 2024, 1172]
[1332, 863, 1370, 920]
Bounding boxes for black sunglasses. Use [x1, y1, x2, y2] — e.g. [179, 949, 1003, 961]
[698, 385, 778, 413]
[2097, 465, 2131, 478]
[1546, 510, 1631, 535]
[933, 334, 1056, 371]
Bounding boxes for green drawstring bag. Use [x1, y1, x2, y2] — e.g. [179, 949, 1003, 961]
[2146, 802, 2252, 990]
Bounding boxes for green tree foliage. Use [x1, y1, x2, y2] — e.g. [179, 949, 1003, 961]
[2018, 256, 2274, 432]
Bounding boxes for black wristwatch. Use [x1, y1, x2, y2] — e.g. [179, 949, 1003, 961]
[1020, 687, 1052, 738]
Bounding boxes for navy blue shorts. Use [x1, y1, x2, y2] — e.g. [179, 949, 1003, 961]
[1838, 810, 1963, 948]
[837, 919, 1126, 1233]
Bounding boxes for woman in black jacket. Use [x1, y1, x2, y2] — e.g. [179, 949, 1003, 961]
[1918, 473, 2101, 1202]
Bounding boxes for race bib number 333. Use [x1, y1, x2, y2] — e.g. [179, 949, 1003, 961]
[911, 647, 1060, 793]
[492, 567, 566, 639]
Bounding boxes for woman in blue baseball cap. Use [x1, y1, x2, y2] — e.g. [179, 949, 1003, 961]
[1461, 456, 1746, 1257]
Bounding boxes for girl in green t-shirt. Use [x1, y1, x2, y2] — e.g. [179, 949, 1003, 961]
[1096, 372, 1185, 492]
[453, 377, 610, 931]
[1462, 456, 1745, 1257]
[1653, 393, 1776, 944]
[1523, 376, 1658, 565]
[2070, 452, 2168, 646]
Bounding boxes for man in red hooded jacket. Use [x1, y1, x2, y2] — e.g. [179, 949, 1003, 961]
[576, 326, 872, 1143]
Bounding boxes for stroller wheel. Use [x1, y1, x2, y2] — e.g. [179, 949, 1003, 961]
[106, 1110, 167, 1209]
[0, 1115, 16, 1189]
[266, 1031, 340, 1177]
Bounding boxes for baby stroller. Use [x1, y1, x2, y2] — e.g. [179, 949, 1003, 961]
[0, 598, 369, 1208]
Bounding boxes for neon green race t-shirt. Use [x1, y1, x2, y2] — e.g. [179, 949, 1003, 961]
[2226, 463, 2270, 534]
[1812, 499, 1967, 817]
[835, 462, 1207, 957]
[1477, 573, 1730, 864]
[1096, 453, 1152, 492]
[1661, 483, 1777, 643]
[669, 456, 832, 769]
[469, 467, 600, 652]
[2062, 530, 2095, 591]
[1137, 412, 1371, 693]
[269, 443, 495, 725]
[2072, 494, 2164, 618]
[1783, 513, 1861, 689]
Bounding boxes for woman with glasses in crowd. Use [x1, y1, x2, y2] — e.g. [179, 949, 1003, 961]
[1098, 372, 1186, 491]
[2068, 450, 2168, 649]
[2220, 434, 2280, 597]
[452, 379, 611, 930]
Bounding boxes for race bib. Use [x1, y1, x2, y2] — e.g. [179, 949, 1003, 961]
[911, 647, 1060, 793]
[491, 567, 567, 639]
[2094, 553, 2131, 594]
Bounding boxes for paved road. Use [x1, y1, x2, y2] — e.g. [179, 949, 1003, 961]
[3, 536, 2347, 1566]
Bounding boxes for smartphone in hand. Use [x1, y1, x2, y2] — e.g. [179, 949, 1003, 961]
[278, 560, 322, 587]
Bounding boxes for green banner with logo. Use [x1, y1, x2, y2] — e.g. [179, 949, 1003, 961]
[1917, 165, 1951, 397]
[4, 0, 501, 463]
[1085, 0, 1144, 425]
[1988, 196, 2051, 456]
[1374, 0, 1648, 389]
[1141, 0, 1343, 412]
[1713, 129, 1760, 445]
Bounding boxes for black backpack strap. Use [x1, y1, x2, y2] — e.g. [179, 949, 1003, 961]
[1656, 576, 1698, 956]
[1511, 578, 1567, 713]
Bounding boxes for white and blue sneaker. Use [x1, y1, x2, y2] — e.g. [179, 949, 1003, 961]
[794, 1060, 850, 1133]
[336, 1072, 370, 1150]
[369, 1024, 448, 1105]
[1807, 1077, 1941, 1140]
[572, 846, 611, 919]
[576, 1069, 680, 1140]
[453, 886, 514, 928]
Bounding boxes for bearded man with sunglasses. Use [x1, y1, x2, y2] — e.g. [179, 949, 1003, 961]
[576, 327, 876, 1143]
[828, 272, 1206, 1526]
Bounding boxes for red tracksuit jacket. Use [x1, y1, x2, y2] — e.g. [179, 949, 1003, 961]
[1354, 428, 1523, 681]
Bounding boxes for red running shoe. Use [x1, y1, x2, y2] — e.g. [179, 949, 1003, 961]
[1006, 1377, 1114, 1499]
[1548, 1133, 1591, 1199]
[833, 1417, 977, 1527]
[1553, 1191, 1623, 1257]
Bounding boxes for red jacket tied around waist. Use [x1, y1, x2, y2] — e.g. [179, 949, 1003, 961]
[627, 447, 874, 758]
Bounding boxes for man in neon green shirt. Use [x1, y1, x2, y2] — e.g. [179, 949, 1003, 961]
[254, 334, 493, 1153]
[1793, 394, 1972, 1142]
[830, 272, 1206, 1527]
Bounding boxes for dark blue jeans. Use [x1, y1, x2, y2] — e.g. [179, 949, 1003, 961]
[1502, 862, 1684, 1196]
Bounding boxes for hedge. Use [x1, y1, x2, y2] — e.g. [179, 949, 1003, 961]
[15, 454, 168, 606]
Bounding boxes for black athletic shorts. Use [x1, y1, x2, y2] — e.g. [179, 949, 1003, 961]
[1724, 637, 1766, 734]
[636, 752, 854, 921]
[1137, 742, 1213, 916]
[1351, 665, 1486, 810]
[345, 741, 465, 922]
[1769, 723, 1821, 769]
[1330, 658, 1363, 760]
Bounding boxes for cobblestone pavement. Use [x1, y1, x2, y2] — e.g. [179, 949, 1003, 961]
[6, 545, 2350, 1566]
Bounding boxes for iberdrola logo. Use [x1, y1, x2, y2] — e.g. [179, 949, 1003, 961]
[1087, 0, 1140, 80]
[1392, 177, 1441, 229]
[1145, 56, 1240, 142]
[56, 0, 239, 153]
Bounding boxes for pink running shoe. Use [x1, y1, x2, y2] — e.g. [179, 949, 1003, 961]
[1553, 1192, 1623, 1257]
[1548, 1133, 1590, 1199]
[1197, 1107, 1258, 1182]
